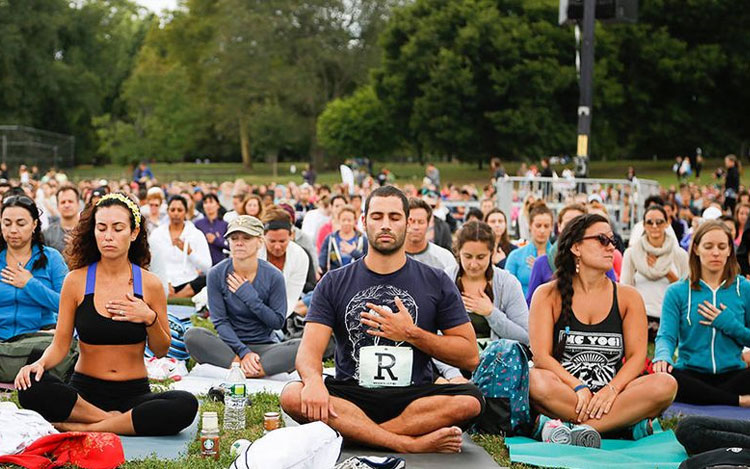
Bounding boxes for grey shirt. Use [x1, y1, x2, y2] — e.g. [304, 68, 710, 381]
[43, 219, 72, 256]
[407, 242, 458, 271]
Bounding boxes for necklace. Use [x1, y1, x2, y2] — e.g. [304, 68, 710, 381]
[6, 248, 31, 268]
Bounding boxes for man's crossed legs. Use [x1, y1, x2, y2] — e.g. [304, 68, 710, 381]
[280, 378, 484, 453]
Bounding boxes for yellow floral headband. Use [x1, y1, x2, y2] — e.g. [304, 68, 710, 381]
[96, 193, 142, 228]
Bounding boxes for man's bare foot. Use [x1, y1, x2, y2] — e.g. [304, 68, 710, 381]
[406, 426, 463, 453]
[739, 395, 750, 407]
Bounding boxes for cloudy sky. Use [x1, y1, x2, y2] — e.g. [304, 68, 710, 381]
[134, 0, 179, 13]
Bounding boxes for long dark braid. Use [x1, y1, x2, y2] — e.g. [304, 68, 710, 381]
[553, 213, 609, 359]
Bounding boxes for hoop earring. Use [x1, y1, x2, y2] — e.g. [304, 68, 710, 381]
[575, 257, 580, 274]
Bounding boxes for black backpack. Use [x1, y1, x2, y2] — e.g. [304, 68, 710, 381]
[680, 448, 750, 469]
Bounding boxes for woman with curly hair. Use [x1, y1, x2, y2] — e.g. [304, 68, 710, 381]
[0, 193, 69, 381]
[528, 214, 676, 446]
[15, 193, 198, 435]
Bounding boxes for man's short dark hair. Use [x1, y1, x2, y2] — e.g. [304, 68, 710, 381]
[364, 185, 409, 218]
[203, 193, 220, 205]
[330, 194, 348, 206]
[408, 197, 432, 221]
[644, 195, 665, 210]
[56, 184, 79, 200]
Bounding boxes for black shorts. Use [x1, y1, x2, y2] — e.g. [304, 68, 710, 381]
[174, 275, 206, 294]
[324, 378, 485, 427]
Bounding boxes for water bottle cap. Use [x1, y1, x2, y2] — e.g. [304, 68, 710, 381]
[231, 362, 240, 368]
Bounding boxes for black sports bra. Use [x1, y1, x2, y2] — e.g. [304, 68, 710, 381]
[74, 262, 147, 345]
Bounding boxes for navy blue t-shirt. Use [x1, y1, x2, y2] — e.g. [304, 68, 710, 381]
[306, 257, 469, 386]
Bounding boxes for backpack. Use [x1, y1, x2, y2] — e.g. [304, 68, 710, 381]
[679, 448, 750, 469]
[146, 313, 192, 361]
[471, 338, 532, 436]
[0, 333, 78, 383]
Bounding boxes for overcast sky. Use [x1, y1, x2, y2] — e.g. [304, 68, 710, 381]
[134, 0, 179, 13]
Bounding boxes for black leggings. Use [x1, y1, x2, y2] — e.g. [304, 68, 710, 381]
[671, 368, 750, 406]
[18, 372, 198, 436]
[676, 416, 750, 455]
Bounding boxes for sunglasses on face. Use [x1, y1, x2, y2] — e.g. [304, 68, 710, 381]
[582, 233, 617, 248]
[645, 219, 667, 226]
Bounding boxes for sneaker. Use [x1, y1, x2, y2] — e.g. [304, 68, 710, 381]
[541, 418, 572, 445]
[570, 424, 601, 448]
[335, 456, 406, 469]
[631, 418, 662, 440]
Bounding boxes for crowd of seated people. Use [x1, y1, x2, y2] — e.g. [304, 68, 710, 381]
[1, 158, 749, 461]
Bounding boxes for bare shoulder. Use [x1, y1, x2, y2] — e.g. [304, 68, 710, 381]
[64, 267, 87, 288]
[141, 269, 165, 294]
[534, 281, 560, 302]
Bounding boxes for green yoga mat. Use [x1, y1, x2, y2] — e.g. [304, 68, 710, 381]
[505, 430, 687, 469]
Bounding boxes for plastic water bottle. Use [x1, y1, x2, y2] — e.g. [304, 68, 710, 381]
[223, 362, 247, 431]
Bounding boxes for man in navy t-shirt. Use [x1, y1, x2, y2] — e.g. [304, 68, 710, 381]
[280, 186, 484, 454]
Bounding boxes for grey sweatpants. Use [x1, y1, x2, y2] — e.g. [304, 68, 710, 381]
[184, 327, 300, 376]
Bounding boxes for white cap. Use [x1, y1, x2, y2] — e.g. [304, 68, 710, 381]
[702, 206, 722, 220]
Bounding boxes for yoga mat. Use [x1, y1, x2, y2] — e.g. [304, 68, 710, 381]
[505, 430, 687, 469]
[665, 402, 750, 420]
[121, 412, 199, 461]
[337, 434, 501, 468]
[282, 411, 501, 468]
[167, 304, 195, 321]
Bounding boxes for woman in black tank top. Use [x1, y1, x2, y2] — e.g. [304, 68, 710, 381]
[528, 214, 677, 442]
[15, 193, 197, 436]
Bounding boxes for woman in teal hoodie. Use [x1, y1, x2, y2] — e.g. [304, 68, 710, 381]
[654, 220, 750, 406]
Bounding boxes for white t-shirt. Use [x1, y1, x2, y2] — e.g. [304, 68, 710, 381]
[407, 242, 458, 271]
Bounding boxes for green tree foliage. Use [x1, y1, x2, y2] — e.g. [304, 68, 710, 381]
[0, 0, 149, 162]
[372, 0, 578, 165]
[317, 86, 398, 160]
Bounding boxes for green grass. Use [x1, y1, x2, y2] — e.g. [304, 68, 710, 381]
[0, 387, 682, 469]
[67, 159, 747, 189]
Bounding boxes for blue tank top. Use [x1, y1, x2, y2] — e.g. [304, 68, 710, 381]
[74, 262, 147, 345]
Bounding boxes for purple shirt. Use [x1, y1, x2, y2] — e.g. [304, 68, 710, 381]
[194, 216, 229, 265]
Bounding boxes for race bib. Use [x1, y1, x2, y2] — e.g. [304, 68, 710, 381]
[358, 345, 413, 388]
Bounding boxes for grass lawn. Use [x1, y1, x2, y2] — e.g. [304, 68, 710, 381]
[0, 386, 681, 469]
[68, 159, 745, 190]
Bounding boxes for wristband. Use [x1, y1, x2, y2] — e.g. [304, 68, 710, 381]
[145, 312, 158, 327]
[573, 384, 589, 392]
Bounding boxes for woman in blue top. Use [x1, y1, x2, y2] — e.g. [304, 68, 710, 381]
[505, 201, 553, 296]
[184, 215, 300, 378]
[0, 193, 69, 338]
[0, 193, 69, 379]
[654, 220, 750, 407]
[319, 205, 367, 274]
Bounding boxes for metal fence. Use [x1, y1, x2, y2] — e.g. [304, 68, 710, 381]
[494, 176, 660, 241]
[442, 176, 660, 243]
[0, 125, 75, 170]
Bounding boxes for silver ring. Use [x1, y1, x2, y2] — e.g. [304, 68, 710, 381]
[120, 310, 126, 316]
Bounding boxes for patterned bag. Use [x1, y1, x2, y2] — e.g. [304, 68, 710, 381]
[471, 339, 532, 436]
[145, 312, 192, 361]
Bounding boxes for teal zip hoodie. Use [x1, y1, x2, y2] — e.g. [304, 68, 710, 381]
[654, 276, 750, 374]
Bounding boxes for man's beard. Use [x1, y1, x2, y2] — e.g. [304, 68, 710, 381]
[367, 229, 406, 255]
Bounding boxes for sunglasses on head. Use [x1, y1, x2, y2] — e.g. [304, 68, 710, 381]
[645, 219, 667, 226]
[582, 233, 617, 247]
[2, 195, 35, 207]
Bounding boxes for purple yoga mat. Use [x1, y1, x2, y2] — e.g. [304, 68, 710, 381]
[665, 402, 750, 420]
